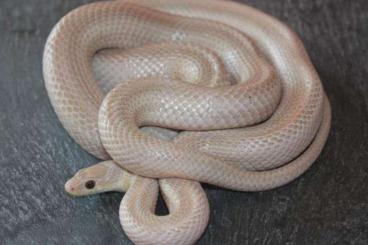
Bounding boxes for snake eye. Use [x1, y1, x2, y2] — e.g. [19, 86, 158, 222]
[85, 180, 96, 189]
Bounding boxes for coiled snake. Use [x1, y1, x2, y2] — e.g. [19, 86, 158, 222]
[43, 0, 331, 244]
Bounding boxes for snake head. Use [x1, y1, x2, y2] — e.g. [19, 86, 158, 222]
[65, 160, 133, 196]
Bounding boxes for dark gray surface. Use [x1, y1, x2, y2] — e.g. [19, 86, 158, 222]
[0, 0, 367, 244]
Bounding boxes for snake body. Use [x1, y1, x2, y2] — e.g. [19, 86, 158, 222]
[43, 0, 331, 244]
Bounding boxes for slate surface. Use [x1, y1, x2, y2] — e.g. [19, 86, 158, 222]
[0, 0, 367, 244]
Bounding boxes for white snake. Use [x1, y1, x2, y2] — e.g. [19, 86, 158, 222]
[43, 0, 331, 244]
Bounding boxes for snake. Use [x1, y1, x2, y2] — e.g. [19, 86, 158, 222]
[42, 0, 331, 244]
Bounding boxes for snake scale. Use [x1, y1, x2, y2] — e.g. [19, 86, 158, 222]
[42, 0, 331, 244]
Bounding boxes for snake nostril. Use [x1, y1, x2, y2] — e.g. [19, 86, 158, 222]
[85, 180, 96, 189]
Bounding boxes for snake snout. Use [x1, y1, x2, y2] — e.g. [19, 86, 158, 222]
[64, 178, 86, 196]
[64, 179, 75, 194]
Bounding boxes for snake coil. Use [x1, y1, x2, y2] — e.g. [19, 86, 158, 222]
[43, 0, 331, 244]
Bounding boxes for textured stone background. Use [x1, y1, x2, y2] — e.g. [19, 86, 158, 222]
[0, 0, 367, 244]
